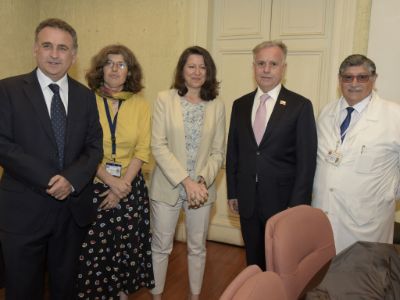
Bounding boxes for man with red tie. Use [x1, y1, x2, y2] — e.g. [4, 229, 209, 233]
[226, 40, 317, 270]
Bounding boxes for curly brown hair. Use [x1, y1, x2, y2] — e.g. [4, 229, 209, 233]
[86, 44, 143, 93]
[172, 46, 219, 101]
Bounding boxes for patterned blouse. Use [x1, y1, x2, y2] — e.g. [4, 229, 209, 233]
[179, 97, 206, 200]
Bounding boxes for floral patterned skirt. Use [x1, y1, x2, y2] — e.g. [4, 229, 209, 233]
[77, 172, 155, 299]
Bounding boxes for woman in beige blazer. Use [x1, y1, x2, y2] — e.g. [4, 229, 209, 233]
[150, 46, 225, 300]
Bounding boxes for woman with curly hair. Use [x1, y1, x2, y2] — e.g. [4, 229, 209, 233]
[77, 44, 154, 299]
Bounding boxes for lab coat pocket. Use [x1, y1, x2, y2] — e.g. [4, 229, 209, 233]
[347, 196, 375, 226]
[354, 148, 378, 173]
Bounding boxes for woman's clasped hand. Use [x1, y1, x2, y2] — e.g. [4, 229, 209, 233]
[182, 177, 208, 208]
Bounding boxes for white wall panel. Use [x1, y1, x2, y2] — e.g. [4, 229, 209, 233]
[285, 52, 323, 112]
[217, 0, 266, 39]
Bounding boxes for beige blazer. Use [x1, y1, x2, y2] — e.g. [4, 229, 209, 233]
[149, 89, 225, 206]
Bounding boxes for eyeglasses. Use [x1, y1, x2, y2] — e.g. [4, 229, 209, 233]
[104, 60, 127, 70]
[340, 74, 372, 83]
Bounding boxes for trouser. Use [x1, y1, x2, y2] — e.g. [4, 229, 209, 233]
[0, 205, 86, 300]
[240, 186, 268, 271]
[240, 214, 268, 271]
[0, 241, 4, 288]
[150, 198, 212, 295]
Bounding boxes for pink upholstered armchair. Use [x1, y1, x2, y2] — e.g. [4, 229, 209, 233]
[266, 205, 336, 300]
[220, 265, 287, 300]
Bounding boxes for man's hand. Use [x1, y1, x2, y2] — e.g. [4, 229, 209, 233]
[46, 175, 73, 200]
[228, 198, 239, 214]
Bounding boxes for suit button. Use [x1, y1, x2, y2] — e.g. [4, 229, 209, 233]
[256, 151, 260, 155]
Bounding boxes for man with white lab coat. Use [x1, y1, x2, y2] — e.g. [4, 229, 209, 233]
[312, 54, 400, 254]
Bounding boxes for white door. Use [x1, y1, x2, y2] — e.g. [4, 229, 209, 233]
[177, 0, 359, 245]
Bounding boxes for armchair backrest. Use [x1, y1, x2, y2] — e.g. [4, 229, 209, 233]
[232, 271, 287, 300]
[220, 265, 262, 300]
[220, 265, 287, 300]
[266, 205, 335, 299]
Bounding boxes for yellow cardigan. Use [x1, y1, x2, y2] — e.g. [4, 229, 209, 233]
[96, 93, 151, 178]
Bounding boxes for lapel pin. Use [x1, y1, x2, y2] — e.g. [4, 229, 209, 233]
[279, 100, 286, 106]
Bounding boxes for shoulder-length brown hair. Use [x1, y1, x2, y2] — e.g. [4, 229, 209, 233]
[86, 44, 143, 93]
[172, 46, 219, 101]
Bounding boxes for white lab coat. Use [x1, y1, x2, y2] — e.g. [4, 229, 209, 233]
[312, 92, 400, 253]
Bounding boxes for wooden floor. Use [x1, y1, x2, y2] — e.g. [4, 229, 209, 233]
[133, 241, 246, 300]
[0, 241, 246, 300]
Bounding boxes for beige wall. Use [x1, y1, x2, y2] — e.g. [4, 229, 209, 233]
[0, 0, 378, 181]
[0, 0, 190, 177]
[353, 0, 372, 54]
[0, 0, 189, 100]
[0, 0, 40, 178]
[0, 0, 38, 79]
[38, 0, 188, 103]
[368, 0, 400, 102]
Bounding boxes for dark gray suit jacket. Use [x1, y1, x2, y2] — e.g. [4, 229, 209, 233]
[226, 86, 317, 219]
[0, 70, 103, 233]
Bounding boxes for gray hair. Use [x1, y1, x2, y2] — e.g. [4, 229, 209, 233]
[339, 54, 376, 75]
[252, 40, 287, 60]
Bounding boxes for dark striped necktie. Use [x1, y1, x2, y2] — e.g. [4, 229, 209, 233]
[340, 106, 354, 142]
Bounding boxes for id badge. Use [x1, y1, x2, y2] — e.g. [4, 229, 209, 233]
[325, 150, 342, 166]
[105, 162, 122, 177]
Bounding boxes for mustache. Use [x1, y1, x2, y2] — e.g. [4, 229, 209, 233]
[347, 87, 363, 92]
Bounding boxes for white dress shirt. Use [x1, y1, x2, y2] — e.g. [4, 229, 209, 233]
[36, 68, 69, 115]
[251, 84, 281, 129]
[338, 94, 371, 138]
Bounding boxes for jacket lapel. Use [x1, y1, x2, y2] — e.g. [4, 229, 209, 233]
[173, 91, 186, 141]
[242, 90, 258, 145]
[172, 91, 188, 165]
[327, 100, 342, 141]
[345, 93, 379, 141]
[65, 77, 78, 146]
[261, 86, 288, 144]
[23, 71, 57, 149]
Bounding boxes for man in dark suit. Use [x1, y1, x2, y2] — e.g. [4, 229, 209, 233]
[226, 40, 317, 270]
[0, 18, 103, 299]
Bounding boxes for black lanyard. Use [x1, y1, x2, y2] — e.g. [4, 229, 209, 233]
[103, 98, 122, 161]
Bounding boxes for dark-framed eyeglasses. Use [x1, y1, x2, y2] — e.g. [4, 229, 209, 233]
[340, 74, 372, 83]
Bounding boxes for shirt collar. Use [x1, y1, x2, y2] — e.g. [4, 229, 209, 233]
[255, 83, 282, 102]
[340, 93, 372, 114]
[36, 68, 68, 93]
